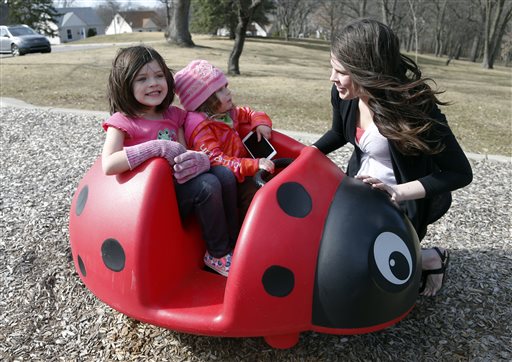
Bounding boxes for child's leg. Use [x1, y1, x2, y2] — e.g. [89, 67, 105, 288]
[209, 166, 239, 248]
[237, 176, 259, 226]
[174, 173, 230, 258]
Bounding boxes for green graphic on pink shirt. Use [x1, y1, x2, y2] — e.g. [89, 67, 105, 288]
[157, 128, 177, 141]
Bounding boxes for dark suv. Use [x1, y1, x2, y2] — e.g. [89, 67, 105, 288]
[0, 24, 51, 56]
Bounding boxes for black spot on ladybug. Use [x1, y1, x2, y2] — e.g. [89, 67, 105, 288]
[75, 185, 88, 216]
[276, 182, 312, 218]
[101, 238, 125, 272]
[262, 265, 295, 297]
[77, 255, 86, 277]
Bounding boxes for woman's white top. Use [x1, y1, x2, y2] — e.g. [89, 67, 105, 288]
[355, 123, 397, 185]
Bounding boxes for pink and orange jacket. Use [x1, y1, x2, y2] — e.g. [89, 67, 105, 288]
[184, 106, 272, 182]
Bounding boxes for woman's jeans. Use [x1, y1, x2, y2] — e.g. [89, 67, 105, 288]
[174, 166, 238, 258]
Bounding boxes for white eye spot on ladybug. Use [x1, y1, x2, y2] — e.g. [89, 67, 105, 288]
[373, 232, 412, 286]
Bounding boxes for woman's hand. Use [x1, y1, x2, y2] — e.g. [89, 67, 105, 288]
[356, 175, 426, 203]
[255, 125, 272, 141]
[258, 158, 275, 173]
[356, 175, 400, 202]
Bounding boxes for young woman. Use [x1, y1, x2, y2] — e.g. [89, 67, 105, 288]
[313, 19, 473, 297]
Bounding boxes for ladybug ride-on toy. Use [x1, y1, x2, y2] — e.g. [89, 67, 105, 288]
[69, 131, 421, 349]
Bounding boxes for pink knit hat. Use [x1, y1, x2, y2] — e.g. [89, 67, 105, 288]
[174, 60, 228, 111]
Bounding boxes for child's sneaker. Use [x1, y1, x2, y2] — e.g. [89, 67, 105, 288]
[204, 251, 232, 277]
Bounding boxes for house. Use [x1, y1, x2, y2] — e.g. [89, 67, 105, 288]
[52, 7, 105, 44]
[217, 22, 275, 37]
[105, 11, 164, 35]
[247, 22, 275, 37]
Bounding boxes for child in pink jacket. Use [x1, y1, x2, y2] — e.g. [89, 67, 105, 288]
[174, 60, 275, 245]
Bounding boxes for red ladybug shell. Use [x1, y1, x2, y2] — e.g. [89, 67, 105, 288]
[69, 131, 420, 349]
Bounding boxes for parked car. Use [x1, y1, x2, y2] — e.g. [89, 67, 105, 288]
[0, 24, 51, 56]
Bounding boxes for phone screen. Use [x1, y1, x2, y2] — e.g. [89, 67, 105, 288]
[242, 131, 277, 159]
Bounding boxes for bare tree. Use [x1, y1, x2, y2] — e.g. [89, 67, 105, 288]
[407, 0, 419, 62]
[481, 0, 512, 69]
[96, 0, 122, 27]
[381, 0, 399, 27]
[274, 0, 296, 40]
[470, 0, 485, 62]
[290, 1, 315, 38]
[274, 0, 317, 40]
[431, 0, 448, 56]
[166, 0, 194, 47]
[158, 0, 173, 29]
[437, 2, 481, 62]
[228, 0, 262, 75]
[314, 0, 345, 39]
[343, 0, 368, 18]
[53, 0, 76, 7]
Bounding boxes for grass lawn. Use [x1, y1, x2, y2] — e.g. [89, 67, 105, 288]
[1, 33, 510, 156]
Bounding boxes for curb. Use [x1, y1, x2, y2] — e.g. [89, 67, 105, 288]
[1, 97, 510, 163]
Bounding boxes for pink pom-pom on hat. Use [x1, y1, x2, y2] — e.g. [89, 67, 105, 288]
[174, 60, 228, 111]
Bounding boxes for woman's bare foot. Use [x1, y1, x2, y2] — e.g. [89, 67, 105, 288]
[420, 247, 449, 297]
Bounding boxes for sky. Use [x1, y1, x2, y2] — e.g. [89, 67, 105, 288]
[57, 0, 163, 8]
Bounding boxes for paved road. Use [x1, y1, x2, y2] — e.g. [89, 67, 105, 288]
[0, 41, 156, 58]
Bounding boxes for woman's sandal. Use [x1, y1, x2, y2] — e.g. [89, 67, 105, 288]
[419, 247, 450, 294]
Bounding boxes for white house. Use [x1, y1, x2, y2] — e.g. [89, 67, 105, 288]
[217, 22, 275, 37]
[105, 11, 164, 35]
[53, 7, 105, 44]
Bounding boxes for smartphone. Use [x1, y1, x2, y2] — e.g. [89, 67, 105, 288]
[242, 131, 277, 160]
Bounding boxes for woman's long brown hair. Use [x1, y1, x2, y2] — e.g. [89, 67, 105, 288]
[331, 18, 448, 155]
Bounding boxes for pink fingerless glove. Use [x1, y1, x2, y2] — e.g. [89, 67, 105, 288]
[124, 140, 186, 170]
[173, 150, 211, 184]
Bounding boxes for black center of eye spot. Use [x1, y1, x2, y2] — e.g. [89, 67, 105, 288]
[389, 251, 409, 280]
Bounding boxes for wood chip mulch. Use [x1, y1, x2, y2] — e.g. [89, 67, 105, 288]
[1, 107, 511, 361]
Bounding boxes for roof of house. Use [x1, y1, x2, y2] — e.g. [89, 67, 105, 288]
[118, 11, 164, 29]
[55, 7, 104, 27]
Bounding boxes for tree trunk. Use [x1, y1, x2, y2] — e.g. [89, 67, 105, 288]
[434, 0, 448, 57]
[358, 0, 367, 18]
[166, 0, 194, 47]
[505, 51, 511, 67]
[490, 5, 512, 66]
[454, 43, 462, 60]
[407, 0, 419, 63]
[481, 0, 511, 69]
[381, 0, 389, 25]
[228, 0, 262, 75]
[380, 0, 398, 28]
[470, 34, 481, 62]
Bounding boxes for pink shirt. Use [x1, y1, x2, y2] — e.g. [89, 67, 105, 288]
[102, 107, 186, 146]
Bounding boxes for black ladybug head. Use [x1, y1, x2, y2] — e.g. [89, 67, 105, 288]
[312, 177, 421, 330]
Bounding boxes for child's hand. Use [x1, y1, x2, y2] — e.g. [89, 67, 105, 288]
[160, 141, 187, 166]
[173, 150, 211, 184]
[258, 158, 274, 173]
[255, 125, 272, 141]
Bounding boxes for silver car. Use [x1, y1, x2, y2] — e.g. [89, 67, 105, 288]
[0, 24, 51, 56]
